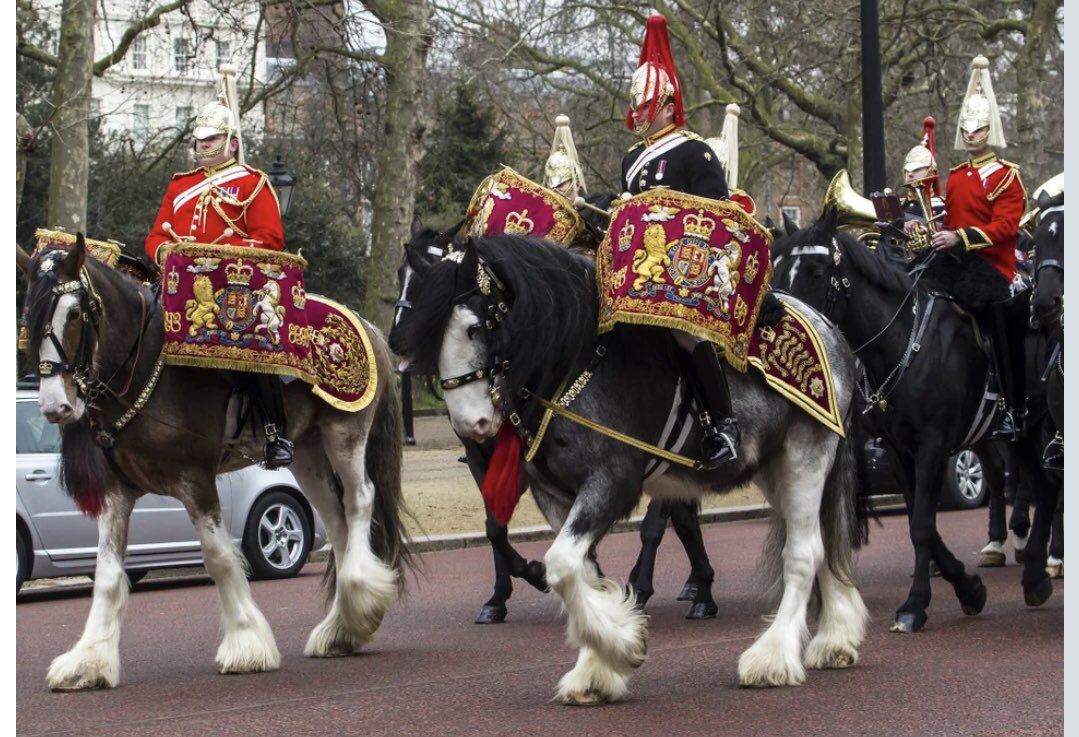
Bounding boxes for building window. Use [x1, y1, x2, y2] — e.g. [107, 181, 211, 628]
[174, 38, 195, 72]
[175, 105, 193, 128]
[133, 104, 150, 141]
[216, 40, 230, 69]
[132, 37, 147, 70]
[781, 206, 802, 229]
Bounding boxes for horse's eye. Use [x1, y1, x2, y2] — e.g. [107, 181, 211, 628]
[66, 308, 81, 322]
[466, 324, 479, 340]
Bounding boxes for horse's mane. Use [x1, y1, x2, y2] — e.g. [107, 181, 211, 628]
[400, 235, 598, 394]
[774, 219, 913, 295]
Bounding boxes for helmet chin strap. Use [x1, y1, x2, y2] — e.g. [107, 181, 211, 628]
[194, 137, 229, 162]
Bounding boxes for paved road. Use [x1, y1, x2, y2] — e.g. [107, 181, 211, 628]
[16, 509, 1062, 737]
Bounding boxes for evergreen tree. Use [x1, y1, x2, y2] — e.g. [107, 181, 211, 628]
[416, 81, 506, 230]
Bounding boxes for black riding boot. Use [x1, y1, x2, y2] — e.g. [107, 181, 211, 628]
[690, 342, 740, 469]
[254, 374, 293, 469]
[986, 302, 1025, 441]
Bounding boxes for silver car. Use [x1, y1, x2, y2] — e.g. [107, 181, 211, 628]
[16, 388, 327, 591]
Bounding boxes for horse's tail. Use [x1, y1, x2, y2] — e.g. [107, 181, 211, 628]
[364, 327, 415, 588]
[59, 417, 111, 517]
[819, 417, 870, 586]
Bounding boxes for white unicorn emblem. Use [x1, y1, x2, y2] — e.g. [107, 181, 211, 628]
[252, 281, 286, 345]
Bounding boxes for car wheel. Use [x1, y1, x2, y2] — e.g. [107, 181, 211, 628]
[942, 449, 987, 509]
[17, 529, 30, 593]
[242, 491, 312, 580]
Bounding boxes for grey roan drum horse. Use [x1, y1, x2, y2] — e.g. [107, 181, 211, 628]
[21, 237, 411, 690]
[396, 234, 869, 703]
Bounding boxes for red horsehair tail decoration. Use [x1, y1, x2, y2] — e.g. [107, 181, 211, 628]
[626, 15, 685, 133]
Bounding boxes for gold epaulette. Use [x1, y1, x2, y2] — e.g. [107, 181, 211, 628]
[681, 130, 703, 141]
[949, 161, 970, 173]
[172, 167, 202, 179]
[628, 140, 645, 152]
[998, 159, 1020, 171]
[241, 164, 269, 177]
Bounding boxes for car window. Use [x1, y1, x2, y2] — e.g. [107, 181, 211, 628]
[16, 401, 62, 454]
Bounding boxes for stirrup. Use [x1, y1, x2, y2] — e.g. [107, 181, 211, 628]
[1042, 434, 1064, 471]
[989, 408, 1022, 441]
[699, 417, 740, 470]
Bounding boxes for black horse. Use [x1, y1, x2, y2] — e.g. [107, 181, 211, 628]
[391, 219, 546, 624]
[1030, 200, 1064, 573]
[396, 234, 868, 703]
[773, 217, 1059, 630]
[393, 219, 720, 620]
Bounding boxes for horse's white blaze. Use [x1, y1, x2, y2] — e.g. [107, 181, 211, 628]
[787, 256, 801, 290]
[194, 516, 280, 673]
[440, 305, 501, 440]
[393, 265, 414, 328]
[38, 292, 85, 423]
[46, 499, 132, 690]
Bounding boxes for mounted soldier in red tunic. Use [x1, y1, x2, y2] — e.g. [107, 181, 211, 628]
[922, 55, 1028, 441]
[145, 69, 293, 469]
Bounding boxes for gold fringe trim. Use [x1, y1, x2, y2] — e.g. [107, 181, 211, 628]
[597, 311, 750, 373]
[160, 241, 308, 269]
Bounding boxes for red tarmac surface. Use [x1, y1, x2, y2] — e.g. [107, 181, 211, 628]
[16, 508, 1063, 736]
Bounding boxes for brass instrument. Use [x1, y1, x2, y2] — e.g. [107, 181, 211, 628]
[903, 173, 944, 261]
[823, 170, 880, 248]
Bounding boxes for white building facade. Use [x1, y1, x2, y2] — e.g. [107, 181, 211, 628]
[38, 0, 270, 145]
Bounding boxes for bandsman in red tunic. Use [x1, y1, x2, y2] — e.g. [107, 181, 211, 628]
[145, 90, 293, 468]
[145, 103, 284, 265]
[929, 55, 1028, 440]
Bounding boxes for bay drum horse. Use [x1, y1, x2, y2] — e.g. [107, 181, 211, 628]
[21, 237, 410, 689]
[772, 218, 1057, 630]
[396, 234, 869, 704]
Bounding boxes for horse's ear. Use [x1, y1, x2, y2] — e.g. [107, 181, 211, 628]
[820, 206, 839, 236]
[16, 244, 31, 273]
[458, 237, 480, 287]
[782, 211, 799, 236]
[58, 233, 87, 278]
[410, 214, 426, 239]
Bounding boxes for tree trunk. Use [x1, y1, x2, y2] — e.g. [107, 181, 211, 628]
[1013, 0, 1062, 187]
[362, 0, 432, 332]
[16, 113, 33, 214]
[46, 0, 96, 232]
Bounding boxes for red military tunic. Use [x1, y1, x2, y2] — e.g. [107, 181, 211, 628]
[145, 158, 284, 264]
[942, 151, 1026, 281]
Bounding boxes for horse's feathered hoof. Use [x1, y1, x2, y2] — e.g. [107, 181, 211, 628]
[475, 604, 507, 624]
[978, 541, 1006, 568]
[522, 560, 549, 593]
[1046, 557, 1063, 579]
[890, 611, 927, 633]
[677, 582, 699, 601]
[959, 576, 987, 616]
[561, 689, 609, 706]
[685, 601, 718, 619]
[1024, 578, 1053, 607]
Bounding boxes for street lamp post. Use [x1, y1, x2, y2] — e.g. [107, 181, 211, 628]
[267, 155, 297, 216]
[861, 0, 887, 193]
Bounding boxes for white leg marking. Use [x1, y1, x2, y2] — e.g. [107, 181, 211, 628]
[47, 495, 134, 690]
[304, 432, 397, 657]
[196, 516, 280, 674]
[545, 516, 648, 705]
